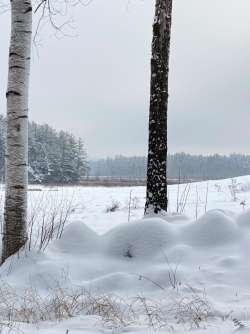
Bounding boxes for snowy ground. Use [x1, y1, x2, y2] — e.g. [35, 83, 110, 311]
[1, 176, 250, 333]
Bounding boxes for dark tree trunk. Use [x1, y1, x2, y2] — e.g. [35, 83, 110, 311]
[145, 0, 173, 215]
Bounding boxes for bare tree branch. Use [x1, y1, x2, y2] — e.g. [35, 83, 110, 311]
[33, 0, 91, 45]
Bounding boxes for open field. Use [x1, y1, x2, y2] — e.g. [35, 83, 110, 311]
[79, 177, 195, 187]
[0, 176, 250, 333]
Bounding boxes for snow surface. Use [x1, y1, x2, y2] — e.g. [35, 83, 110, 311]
[1, 176, 250, 333]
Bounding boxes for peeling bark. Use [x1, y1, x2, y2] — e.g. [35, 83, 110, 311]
[145, 0, 173, 215]
[2, 0, 32, 263]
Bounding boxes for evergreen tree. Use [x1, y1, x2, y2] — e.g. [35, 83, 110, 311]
[76, 138, 89, 180]
[0, 118, 90, 184]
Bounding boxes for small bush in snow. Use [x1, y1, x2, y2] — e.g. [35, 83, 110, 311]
[174, 287, 210, 328]
[106, 200, 120, 213]
[228, 179, 238, 202]
[27, 190, 77, 251]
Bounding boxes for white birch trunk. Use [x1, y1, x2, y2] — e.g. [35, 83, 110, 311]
[2, 0, 32, 263]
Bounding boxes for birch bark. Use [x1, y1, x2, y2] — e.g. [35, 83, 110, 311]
[145, 0, 172, 214]
[2, 0, 32, 263]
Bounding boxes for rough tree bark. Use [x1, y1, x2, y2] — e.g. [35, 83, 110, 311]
[2, 0, 32, 263]
[145, 0, 173, 215]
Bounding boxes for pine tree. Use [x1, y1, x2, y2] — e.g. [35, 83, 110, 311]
[0, 116, 88, 184]
[57, 132, 88, 183]
[76, 138, 89, 180]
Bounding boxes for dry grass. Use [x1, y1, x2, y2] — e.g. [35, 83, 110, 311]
[0, 280, 212, 332]
[0, 282, 132, 327]
[173, 287, 210, 328]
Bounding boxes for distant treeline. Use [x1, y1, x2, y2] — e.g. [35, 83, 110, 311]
[90, 154, 250, 180]
[0, 115, 88, 183]
[1, 113, 250, 183]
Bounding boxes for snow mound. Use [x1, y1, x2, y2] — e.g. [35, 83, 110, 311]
[102, 218, 176, 260]
[145, 212, 189, 223]
[167, 244, 193, 262]
[237, 209, 250, 228]
[182, 210, 240, 247]
[89, 272, 137, 293]
[53, 221, 100, 254]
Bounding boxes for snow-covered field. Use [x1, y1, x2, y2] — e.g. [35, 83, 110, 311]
[1, 176, 250, 333]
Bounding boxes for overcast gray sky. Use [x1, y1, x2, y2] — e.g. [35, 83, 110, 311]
[1, 0, 250, 158]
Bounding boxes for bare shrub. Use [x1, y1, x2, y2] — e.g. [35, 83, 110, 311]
[131, 196, 140, 210]
[240, 200, 246, 210]
[127, 190, 132, 222]
[0, 282, 133, 329]
[176, 184, 191, 214]
[0, 280, 211, 331]
[237, 182, 250, 193]
[106, 200, 120, 213]
[127, 191, 140, 222]
[173, 287, 210, 328]
[228, 178, 238, 202]
[130, 296, 170, 330]
[166, 262, 181, 291]
[83, 291, 133, 328]
[214, 183, 222, 192]
[135, 272, 210, 330]
[233, 318, 246, 329]
[0, 322, 22, 334]
[27, 189, 77, 251]
[139, 255, 181, 292]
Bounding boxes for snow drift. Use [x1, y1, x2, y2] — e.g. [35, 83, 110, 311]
[1, 175, 250, 333]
